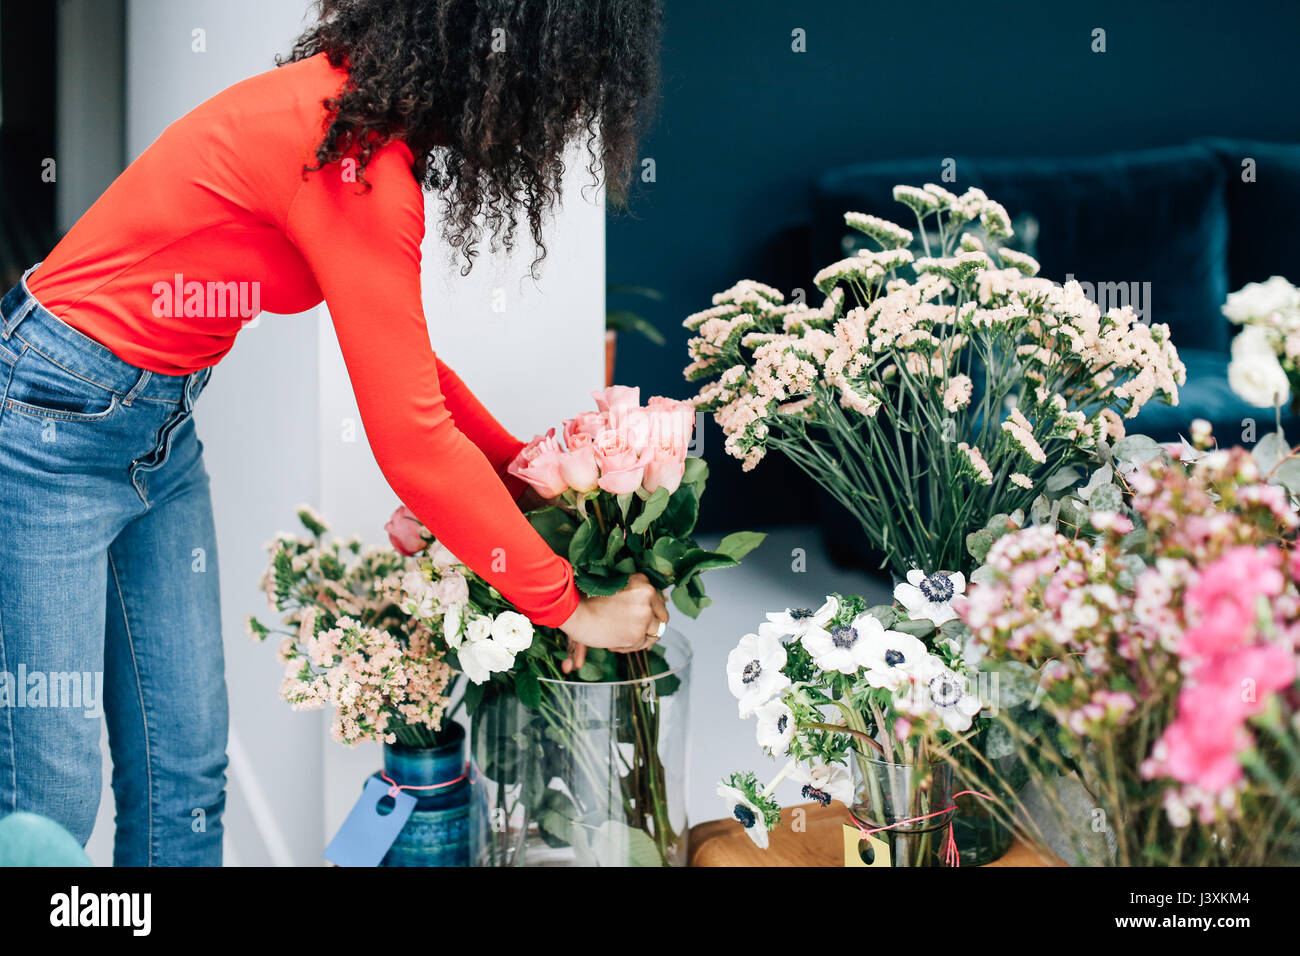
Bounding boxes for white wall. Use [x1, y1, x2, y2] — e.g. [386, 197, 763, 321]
[89, 0, 604, 865]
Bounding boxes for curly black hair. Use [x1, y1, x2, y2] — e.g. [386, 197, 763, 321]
[283, 0, 661, 275]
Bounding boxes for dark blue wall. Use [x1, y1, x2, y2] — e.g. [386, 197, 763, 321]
[606, 0, 1300, 532]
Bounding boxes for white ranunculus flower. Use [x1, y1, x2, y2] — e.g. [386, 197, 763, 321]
[764, 596, 838, 639]
[859, 623, 930, 691]
[717, 783, 770, 849]
[464, 614, 492, 644]
[788, 761, 854, 808]
[1222, 275, 1300, 324]
[894, 569, 966, 626]
[457, 636, 515, 684]
[754, 697, 795, 754]
[428, 541, 463, 572]
[490, 611, 534, 654]
[800, 614, 878, 675]
[434, 571, 470, 608]
[1228, 326, 1290, 408]
[726, 631, 790, 718]
[443, 604, 464, 649]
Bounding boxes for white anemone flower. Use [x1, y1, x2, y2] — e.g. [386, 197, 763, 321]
[800, 612, 884, 675]
[788, 762, 854, 808]
[754, 698, 795, 754]
[717, 783, 770, 849]
[764, 596, 838, 639]
[859, 625, 931, 691]
[899, 656, 983, 733]
[894, 569, 966, 626]
[726, 631, 790, 717]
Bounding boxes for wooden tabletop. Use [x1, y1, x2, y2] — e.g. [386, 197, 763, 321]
[688, 801, 1064, 867]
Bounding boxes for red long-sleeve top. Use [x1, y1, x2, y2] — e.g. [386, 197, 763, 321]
[28, 52, 579, 626]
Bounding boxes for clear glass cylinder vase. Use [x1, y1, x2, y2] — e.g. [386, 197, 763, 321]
[470, 630, 691, 867]
[849, 754, 954, 867]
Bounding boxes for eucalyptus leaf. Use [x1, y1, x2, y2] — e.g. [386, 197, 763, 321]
[1111, 434, 1164, 465]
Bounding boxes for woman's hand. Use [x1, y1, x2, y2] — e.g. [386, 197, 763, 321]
[558, 573, 669, 673]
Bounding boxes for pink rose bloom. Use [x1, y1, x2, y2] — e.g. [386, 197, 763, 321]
[563, 410, 607, 449]
[591, 385, 641, 415]
[507, 429, 569, 498]
[642, 423, 689, 495]
[386, 505, 430, 556]
[647, 395, 696, 449]
[593, 428, 654, 494]
[608, 403, 653, 451]
[558, 445, 600, 493]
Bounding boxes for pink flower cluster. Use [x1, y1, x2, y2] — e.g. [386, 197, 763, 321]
[507, 387, 696, 497]
[1142, 546, 1298, 820]
[960, 446, 1300, 829]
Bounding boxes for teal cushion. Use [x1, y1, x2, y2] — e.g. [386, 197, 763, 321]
[1199, 138, 1300, 292]
[0, 811, 92, 867]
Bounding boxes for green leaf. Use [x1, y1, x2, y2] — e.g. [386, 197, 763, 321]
[681, 456, 708, 491]
[716, 530, 766, 561]
[630, 486, 671, 534]
[576, 569, 631, 596]
[1044, 466, 1082, 494]
[1111, 434, 1165, 466]
[605, 310, 666, 346]
[462, 679, 486, 716]
[865, 604, 900, 628]
[670, 584, 701, 617]
[514, 668, 542, 710]
[604, 527, 626, 564]
[1089, 483, 1123, 513]
[568, 518, 601, 566]
[966, 528, 994, 564]
[528, 505, 576, 555]
[674, 548, 738, 583]
[658, 490, 700, 538]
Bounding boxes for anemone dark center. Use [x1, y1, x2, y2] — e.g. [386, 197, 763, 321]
[830, 625, 858, 649]
[742, 660, 762, 684]
[929, 673, 962, 707]
[776, 714, 788, 733]
[919, 573, 955, 603]
[802, 785, 831, 806]
[790, 607, 815, 620]
[884, 648, 906, 667]
[733, 804, 757, 828]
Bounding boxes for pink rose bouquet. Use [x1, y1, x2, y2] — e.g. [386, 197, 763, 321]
[505, 386, 763, 619]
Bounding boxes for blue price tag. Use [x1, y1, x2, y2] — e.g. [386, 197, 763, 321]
[324, 777, 417, 867]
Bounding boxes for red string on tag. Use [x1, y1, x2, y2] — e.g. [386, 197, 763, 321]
[851, 789, 995, 867]
[379, 762, 473, 798]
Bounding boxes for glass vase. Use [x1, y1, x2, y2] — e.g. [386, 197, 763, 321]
[470, 630, 691, 867]
[849, 754, 955, 867]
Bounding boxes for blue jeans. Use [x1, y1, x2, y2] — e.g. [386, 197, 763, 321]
[0, 266, 227, 866]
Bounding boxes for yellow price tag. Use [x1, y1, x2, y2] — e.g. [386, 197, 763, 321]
[842, 824, 891, 867]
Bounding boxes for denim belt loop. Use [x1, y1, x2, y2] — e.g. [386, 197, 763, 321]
[122, 371, 152, 406]
[4, 261, 45, 340]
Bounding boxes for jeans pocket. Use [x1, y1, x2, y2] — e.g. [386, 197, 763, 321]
[3, 345, 121, 422]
